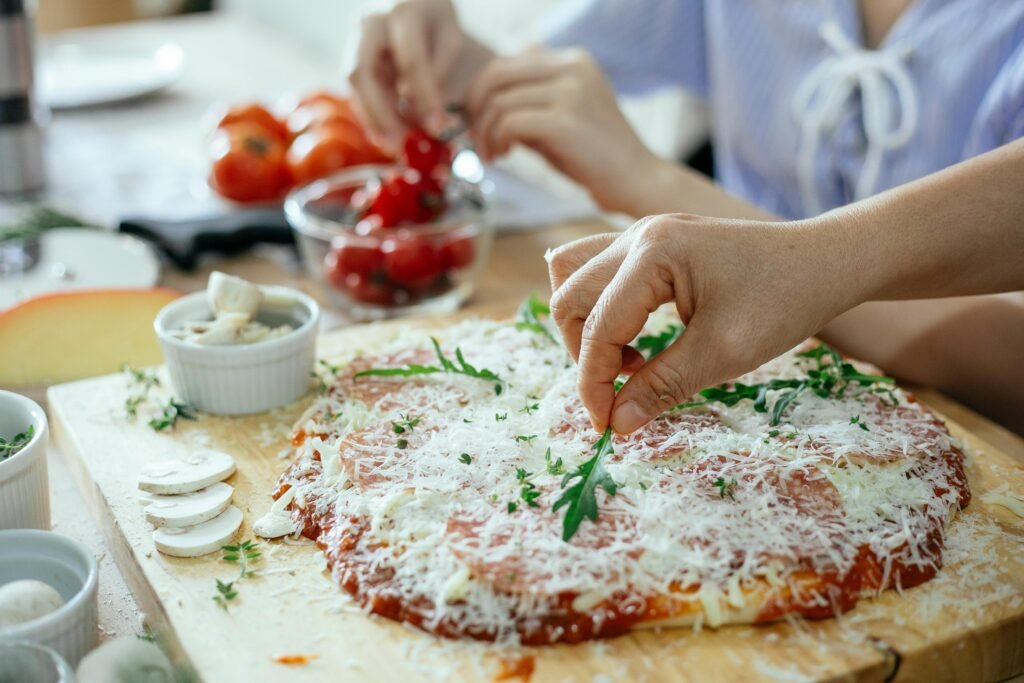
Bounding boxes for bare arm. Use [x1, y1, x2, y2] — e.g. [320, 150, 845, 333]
[547, 140, 1024, 434]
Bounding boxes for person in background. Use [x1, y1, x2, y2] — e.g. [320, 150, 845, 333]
[347, 0, 1024, 432]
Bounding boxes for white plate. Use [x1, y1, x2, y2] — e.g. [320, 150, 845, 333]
[39, 41, 184, 110]
[0, 229, 160, 311]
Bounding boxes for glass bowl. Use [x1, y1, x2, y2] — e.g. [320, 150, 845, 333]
[284, 159, 493, 320]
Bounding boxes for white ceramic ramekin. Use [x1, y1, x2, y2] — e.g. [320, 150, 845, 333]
[0, 529, 99, 668]
[153, 286, 320, 415]
[0, 390, 50, 531]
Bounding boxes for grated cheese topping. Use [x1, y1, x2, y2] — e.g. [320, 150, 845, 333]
[272, 319, 970, 643]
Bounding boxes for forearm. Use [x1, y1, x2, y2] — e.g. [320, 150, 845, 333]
[823, 138, 1024, 302]
[621, 156, 777, 220]
[820, 295, 1024, 435]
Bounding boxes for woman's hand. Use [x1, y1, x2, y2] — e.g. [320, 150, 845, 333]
[547, 214, 863, 435]
[347, 0, 495, 148]
[466, 49, 663, 215]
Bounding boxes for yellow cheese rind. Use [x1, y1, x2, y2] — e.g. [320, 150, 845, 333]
[0, 288, 180, 385]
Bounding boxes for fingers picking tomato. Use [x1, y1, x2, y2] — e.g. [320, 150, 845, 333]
[440, 235, 476, 270]
[402, 127, 452, 176]
[382, 235, 442, 286]
[209, 122, 292, 203]
[216, 103, 288, 143]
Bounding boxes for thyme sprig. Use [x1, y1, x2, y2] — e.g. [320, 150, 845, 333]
[714, 477, 738, 500]
[148, 400, 198, 431]
[123, 365, 197, 431]
[674, 343, 895, 426]
[0, 425, 34, 463]
[213, 540, 261, 610]
[354, 337, 504, 394]
[553, 427, 618, 542]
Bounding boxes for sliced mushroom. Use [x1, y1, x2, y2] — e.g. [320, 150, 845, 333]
[137, 450, 236, 495]
[207, 271, 263, 318]
[152, 505, 243, 557]
[144, 482, 234, 528]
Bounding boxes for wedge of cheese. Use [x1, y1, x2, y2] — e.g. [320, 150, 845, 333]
[0, 288, 180, 386]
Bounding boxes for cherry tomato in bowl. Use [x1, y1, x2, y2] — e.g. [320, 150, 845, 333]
[284, 164, 492, 321]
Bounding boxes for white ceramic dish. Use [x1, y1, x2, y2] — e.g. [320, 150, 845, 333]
[153, 287, 319, 415]
[0, 391, 50, 531]
[0, 228, 161, 311]
[0, 530, 99, 668]
[0, 641, 74, 682]
[39, 40, 183, 110]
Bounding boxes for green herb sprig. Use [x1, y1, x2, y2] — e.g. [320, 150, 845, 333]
[635, 324, 683, 359]
[553, 427, 618, 542]
[0, 425, 34, 462]
[148, 400, 198, 432]
[354, 337, 504, 394]
[515, 293, 555, 342]
[674, 343, 894, 426]
[213, 540, 261, 610]
[123, 364, 161, 418]
[714, 477, 738, 500]
[544, 448, 565, 476]
[514, 468, 542, 509]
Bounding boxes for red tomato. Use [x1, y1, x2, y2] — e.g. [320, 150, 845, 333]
[208, 122, 292, 202]
[288, 128, 363, 186]
[325, 241, 383, 280]
[342, 272, 396, 306]
[402, 127, 451, 176]
[382, 236, 441, 287]
[216, 103, 289, 142]
[298, 90, 352, 112]
[366, 171, 445, 227]
[439, 235, 476, 270]
[287, 102, 360, 139]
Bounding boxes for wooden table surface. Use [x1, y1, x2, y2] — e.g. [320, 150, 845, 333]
[9, 9, 1022, 681]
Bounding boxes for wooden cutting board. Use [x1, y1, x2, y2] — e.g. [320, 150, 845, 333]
[48, 315, 1024, 683]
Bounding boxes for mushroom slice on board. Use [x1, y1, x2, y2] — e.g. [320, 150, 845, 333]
[137, 450, 236, 495]
[144, 482, 234, 528]
[153, 505, 243, 557]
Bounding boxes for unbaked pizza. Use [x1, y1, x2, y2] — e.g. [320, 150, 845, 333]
[271, 301, 969, 645]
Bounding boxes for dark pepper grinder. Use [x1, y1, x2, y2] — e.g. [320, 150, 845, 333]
[0, 0, 45, 195]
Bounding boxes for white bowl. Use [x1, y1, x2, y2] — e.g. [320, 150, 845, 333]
[0, 529, 99, 668]
[0, 391, 50, 531]
[153, 286, 320, 415]
[0, 642, 74, 682]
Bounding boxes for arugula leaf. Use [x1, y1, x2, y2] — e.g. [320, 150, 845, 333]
[0, 425, 34, 462]
[353, 337, 503, 394]
[553, 427, 618, 542]
[635, 324, 683, 359]
[514, 292, 556, 342]
[673, 343, 894, 426]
